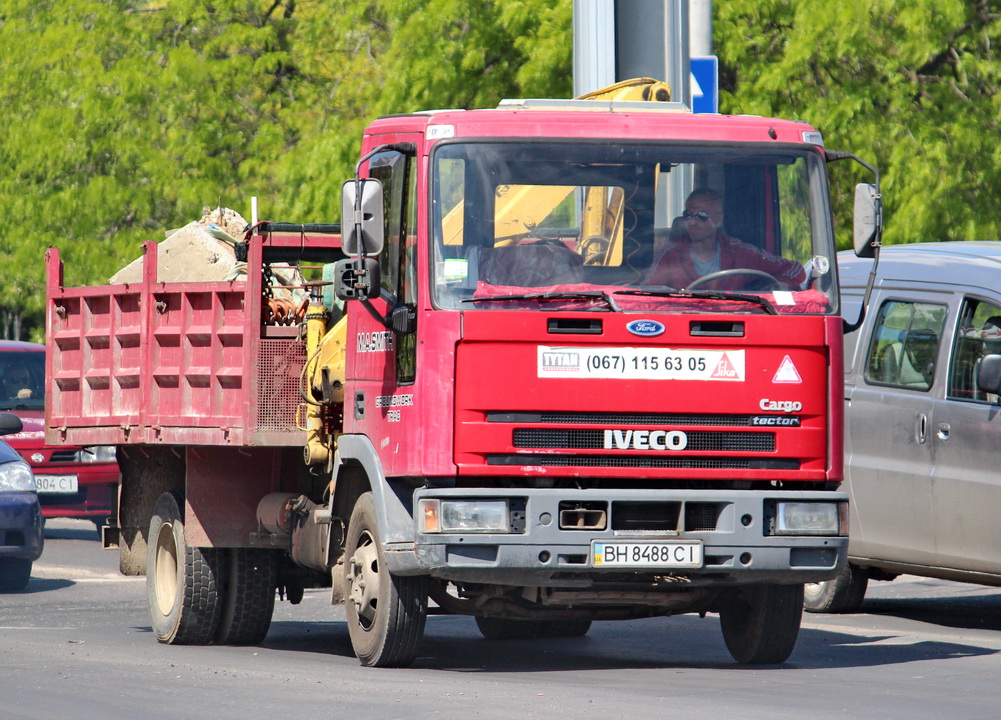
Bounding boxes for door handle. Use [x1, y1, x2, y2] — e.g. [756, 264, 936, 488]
[915, 413, 927, 444]
[936, 423, 951, 440]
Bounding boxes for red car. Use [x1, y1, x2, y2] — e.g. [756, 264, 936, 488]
[0, 340, 118, 527]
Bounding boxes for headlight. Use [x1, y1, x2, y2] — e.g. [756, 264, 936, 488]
[75, 446, 118, 463]
[774, 501, 845, 536]
[0, 460, 36, 492]
[418, 499, 510, 533]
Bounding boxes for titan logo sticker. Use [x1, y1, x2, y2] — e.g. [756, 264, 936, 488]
[540, 350, 581, 372]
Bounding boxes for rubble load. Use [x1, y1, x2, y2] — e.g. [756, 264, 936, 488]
[108, 207, 307, 324]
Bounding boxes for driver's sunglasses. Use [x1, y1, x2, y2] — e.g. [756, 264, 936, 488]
[682, 210, 712, 222]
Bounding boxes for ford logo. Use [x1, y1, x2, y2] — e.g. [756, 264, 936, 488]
[626, 319, 665, 337]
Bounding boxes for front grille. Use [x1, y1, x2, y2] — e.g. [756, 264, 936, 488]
[46, 450, 79, 463]
[488, 455, 799, 470]
[489, 411, 761, 427]
[513, 428, 774, 452]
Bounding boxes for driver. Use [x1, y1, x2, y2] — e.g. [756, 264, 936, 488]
[646, 188, 806, 291]
[3, 363, 34, 400]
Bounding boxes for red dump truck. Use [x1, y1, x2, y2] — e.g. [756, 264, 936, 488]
[45, 80, 881, 666]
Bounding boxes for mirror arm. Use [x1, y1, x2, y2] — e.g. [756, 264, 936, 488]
[827, 150, 883, 335]
[842, 241, 880, 334]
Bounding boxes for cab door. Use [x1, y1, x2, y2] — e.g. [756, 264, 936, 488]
[844, 290, 950, 565]
[344, 136, 420, 477]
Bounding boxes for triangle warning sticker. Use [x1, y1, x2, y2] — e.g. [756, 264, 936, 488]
[772, 355, 802, 383]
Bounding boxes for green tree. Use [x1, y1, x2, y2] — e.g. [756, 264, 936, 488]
[716, 0, 1001, 249]
[0, 0, 571, 341]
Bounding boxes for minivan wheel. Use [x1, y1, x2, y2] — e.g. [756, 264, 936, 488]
[804, 562, 868, 613]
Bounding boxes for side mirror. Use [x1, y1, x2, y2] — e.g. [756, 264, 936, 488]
[333, 257, 381, 300]
[0, 412, 23, 436]
[977, 354, 1001, 396]
[852, 182, 880, 258]
[341, 178, 385, 256]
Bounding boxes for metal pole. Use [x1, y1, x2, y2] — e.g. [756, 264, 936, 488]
[573, 0, 616, 97]
[689, 0, 713, 56]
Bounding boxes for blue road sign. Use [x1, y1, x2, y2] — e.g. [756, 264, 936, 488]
[690, 55, 718, 114]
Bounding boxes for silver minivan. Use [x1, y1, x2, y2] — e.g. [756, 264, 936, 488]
[807, 242, 1001, 612]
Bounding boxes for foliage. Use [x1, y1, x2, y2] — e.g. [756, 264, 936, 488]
[6, 0, 1001, 341]
[716, 0, 1001, 249]
[0, 0, 570, 341]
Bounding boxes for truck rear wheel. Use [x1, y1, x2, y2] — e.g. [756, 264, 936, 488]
[719, 584, 803, 664]
[804, 562, 868, 613]
[146, 491, 225, 644]
[216, 548, 277, 645]
[343, 492, 428, 667]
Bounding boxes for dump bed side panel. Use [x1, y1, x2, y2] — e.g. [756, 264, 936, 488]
[45, 242, 307, 448]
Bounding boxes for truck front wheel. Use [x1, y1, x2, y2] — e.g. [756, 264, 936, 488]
[719, 584, 803, 664]
[343, 492, 428, 667]
[804, 563, 868, 613]
[146, 491, 225, 644]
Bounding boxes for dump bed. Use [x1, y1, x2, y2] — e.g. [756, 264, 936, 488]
[45, 229, 339, 449]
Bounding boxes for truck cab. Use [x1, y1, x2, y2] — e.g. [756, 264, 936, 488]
[329, 99, 851, 664]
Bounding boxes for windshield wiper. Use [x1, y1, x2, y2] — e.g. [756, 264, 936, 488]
[462, 290, 622, 312]
[614, 289, 777, 315]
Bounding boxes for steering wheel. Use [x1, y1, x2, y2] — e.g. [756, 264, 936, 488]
[578, 235, 610, 266]
[685, 268, 783, 292]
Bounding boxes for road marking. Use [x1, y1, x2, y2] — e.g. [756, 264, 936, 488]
[32, 564, 143, 582]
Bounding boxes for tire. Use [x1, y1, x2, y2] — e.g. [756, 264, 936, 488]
[343, 492, 428, 667]
[804, 563, 869, 614]
[216, 548, 278, 645]
[146, 491, 226, 645]
[475, 617, 543, 640]
[0, 557, 32, 592]
[719, 584, 803, 665]
[539, 619, 592, 638]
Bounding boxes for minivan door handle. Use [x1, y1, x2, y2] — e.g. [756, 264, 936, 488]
[936, 422, 951, 440]
[915, 413, 928, 444]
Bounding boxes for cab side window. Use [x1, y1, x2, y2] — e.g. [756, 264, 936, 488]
[370, 148, 417, 385]
[864, 300, 947, 391]
[948, 298, 1001, 403]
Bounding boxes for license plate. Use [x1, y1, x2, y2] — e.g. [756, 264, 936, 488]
[592, 540, 703, 568]
[34, 474, 79, 494]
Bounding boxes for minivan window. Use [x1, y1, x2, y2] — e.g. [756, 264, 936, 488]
[948, 298, 1001, 403]
[864, 300, 948, 391]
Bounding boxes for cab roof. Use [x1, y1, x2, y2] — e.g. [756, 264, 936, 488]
[366, 105, 822, 148]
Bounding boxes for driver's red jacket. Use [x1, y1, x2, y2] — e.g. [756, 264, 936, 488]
[647, 231, 807, 290]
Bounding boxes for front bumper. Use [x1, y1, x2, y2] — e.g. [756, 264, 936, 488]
[0, 492, 45, 561]
[390, 487, 847, 586]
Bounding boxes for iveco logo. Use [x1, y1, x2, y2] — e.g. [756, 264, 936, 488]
[30, 453, 44, 464]
[626, 320, 665, 337]
[759, 399, 803, 413]
[603, 429, 688, 451]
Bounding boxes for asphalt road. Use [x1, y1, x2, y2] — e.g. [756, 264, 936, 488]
[2, 519, 1001, 720]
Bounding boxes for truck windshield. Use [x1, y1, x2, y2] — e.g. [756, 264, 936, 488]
[431, 141, 838, 315]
